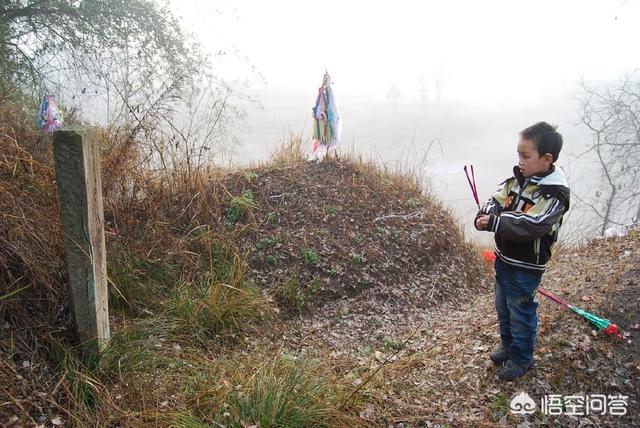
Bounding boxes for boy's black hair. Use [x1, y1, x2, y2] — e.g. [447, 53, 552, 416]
[520, 122, 563, 163]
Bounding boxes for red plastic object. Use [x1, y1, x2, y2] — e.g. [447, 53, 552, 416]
[603, 323, 622, 338]
[482, 249, 496, 262]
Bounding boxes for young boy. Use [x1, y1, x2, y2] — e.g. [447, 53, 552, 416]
[475, 122, 570, 381]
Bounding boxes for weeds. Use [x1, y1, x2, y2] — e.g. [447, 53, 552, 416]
[351, 254, 365, 264]
[405, 198, 420, 209]
[1, 102, 480, 425]
[361, 346, 374, 355]
[45, 320, 206, 425]
[170, 277, 266, 340]
[256, 236, 278, 251]
[490, 392, 509, 417]
[171, 413, 212, 427]
[223, 356, 348, 427]
[244, 171, 258, 182]
[301, 248, 319, 266]
[265, 254, 278, 265]
[172, 235, 269, 339]
[107, 248, 175, 311]
[226, 189, 257, 224]
[276, 277, 321, 314]
[97, 321, 178, 375]
[324, 205, 339, 215]
[48, 340, 103, 419]
[382, 336, 403, 351]
[266, 211, 278, 223]
[271, 135, 306, 165]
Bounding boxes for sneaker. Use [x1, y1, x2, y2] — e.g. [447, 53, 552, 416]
[498, 359, 530, 381]
[490, 346, 509, 364]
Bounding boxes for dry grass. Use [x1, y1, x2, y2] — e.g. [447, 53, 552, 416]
[270, 135, 307, 166]
[0, 103, 62, 315]
[1, 96, 484, 426]
[0, 104, 363, 426]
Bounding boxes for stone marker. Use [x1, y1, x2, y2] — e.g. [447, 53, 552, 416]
[52, 129, 110, 352]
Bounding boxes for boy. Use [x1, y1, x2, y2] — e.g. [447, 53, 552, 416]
[475, 122, 570, 381]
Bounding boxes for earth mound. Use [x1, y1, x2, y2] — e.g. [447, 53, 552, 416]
[211, 157, 485, 313]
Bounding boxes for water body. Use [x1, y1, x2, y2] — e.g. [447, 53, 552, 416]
[166, 0, 639, 246]
[227, 85, 598, 246]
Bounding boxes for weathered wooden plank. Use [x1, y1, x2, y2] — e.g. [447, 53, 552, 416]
[52, 129, 110, 352]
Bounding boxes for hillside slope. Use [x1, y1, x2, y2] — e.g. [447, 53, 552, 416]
[249, 228, 639, 427]
[214, 158, 484, 312]
[1, 123, 485, 426]
[2, 110, 636, 426]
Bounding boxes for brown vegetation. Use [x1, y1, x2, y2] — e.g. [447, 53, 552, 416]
[0, 101, 481, 426]
[5, 100, 635, 427]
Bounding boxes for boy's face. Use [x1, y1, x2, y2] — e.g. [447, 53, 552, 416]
[517, 138, 553, 177]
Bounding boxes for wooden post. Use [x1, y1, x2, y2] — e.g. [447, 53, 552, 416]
[52, 129, 110, 352]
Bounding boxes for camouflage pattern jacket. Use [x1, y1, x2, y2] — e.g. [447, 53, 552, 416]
[475, 165, 570, 272]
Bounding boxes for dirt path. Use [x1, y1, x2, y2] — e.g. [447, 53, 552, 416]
[253, 231, 639, 427]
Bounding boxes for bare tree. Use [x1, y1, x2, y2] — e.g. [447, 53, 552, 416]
[2, 0, 257, 177]
[575, 70, 640, 235]
[1, 1, 199, 103]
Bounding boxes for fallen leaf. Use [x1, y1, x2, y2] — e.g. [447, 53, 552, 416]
[571, 360, 585, 369]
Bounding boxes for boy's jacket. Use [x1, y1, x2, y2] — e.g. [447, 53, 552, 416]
[476, 165, 570, 272]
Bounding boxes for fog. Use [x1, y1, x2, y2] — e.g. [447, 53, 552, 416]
[169, 0, 640, 245]
[226, 86, 593, 245]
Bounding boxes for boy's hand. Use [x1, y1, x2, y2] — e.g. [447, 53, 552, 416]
[475, 214, 490, 230]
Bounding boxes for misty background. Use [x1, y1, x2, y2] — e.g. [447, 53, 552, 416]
[164, 0, 640, 244]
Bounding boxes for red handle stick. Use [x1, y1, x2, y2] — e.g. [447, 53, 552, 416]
[470, 165, 479, 204]
[463, 165, 481, 210]
[537, 287, 622, 338]
[537, 287, 572, 309]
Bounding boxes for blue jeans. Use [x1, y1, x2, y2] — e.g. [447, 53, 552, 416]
[494, 258, 542, 367]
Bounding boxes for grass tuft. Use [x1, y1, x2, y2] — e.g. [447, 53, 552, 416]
[170, 279, 266, 339]
[224, 356, 348, 428]
[170, 241, 269, 339]
[226, 189, 258, 224]
[275, 277, 321, 314]
[301, 248, 319, 266]
[271, 135, 306, 165]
